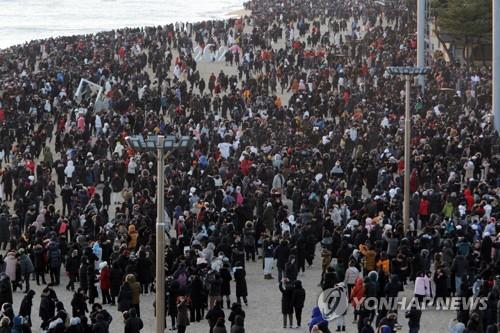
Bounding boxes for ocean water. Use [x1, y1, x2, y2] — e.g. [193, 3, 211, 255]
[0, 0, 246, 49]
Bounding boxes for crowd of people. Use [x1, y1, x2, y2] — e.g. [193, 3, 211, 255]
[0, 0, 498, 332]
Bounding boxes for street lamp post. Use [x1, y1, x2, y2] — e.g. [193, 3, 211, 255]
[155, 136, 166, 333]
[386, 66, 431, 234]
[417, 0, 426, 91]
[125, 134, 193, 333]
[494, 0, 500, 132]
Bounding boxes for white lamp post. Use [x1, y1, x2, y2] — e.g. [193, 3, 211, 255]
[386, 66, 431, 233]
[125, 134, 193, 333]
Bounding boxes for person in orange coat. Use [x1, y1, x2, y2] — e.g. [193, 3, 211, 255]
[128, 224, 138, 250]
[376, 252, 390, 274]
[359, 243, 377, 273]
[275, 96, 282, 108]
[289, 78, 299, 93]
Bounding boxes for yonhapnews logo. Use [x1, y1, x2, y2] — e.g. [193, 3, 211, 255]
[317, 284, 349, 321]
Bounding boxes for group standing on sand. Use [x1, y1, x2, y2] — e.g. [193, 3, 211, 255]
[0, 0, 498, 332]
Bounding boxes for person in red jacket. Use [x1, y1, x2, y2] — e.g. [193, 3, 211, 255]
[239, 154, 253, 176]
[99, 261, 112, 305]
[418, 196, 430, 228]
[350, 276, 365, 322]
[464, 188, 475, 213]
[409, 169, 420, 193]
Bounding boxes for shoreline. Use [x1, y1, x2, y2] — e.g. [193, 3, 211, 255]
[0, 5, 250, 51]
[225, 8, 252, 17]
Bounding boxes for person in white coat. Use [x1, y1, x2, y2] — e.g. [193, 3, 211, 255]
[64, 160, 75, 184]
[4, 251, 18, 290]
[95, 114, 103, 137]
[463, 159, 474, 181]
[113, 141, 124, 157]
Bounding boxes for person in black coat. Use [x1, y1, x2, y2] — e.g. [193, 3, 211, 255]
[70, 289, 88, 317]
[65, 249, 80, 291]
[284, 255, 298, 282]
[33, 243, 47, 285]
[2, 167, 13, 202]
[0, 213, 9, 250]
[279, 280, 294, 328]
[91, 313, 110, 333]
[136, 250, 153, 294]
[219, 263, 232, 309]
[47, 242, 62, 286]
[228, 303, 245, 328]
[321, 267, 338, 290]
[0, 255, 6, 275]
[0, 272, 12, 306]
[110, 174, 124, 204]
[89, 303, 112, 326]
[117, 280, 133, 313]
[61, 184, 73, 216]
[231, 315, 245, 333]
[78, 257, 89, 293]
[205, 301, 225, 333]
[188, 272, 205, 322]
[274, 240, 290, 282]
[86, 261, 98, 304]
[102, 182, 111, 209]
[292, 280, 306, 328]
[434, 265, 450, 298]
[377, 274, 401, 326]
[405, 305, 421, 333]
[233, 264, 248, 305]
[124, 308, 143, 333]
[109, 262, 124, 306]
[39, 287, 56, 329]
[167, 280, 181, 330]
[19, 289, 35, 327]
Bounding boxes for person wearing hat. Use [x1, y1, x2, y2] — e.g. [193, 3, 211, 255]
[98, 261, 112, 305]
[64, 160, 75, 185]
